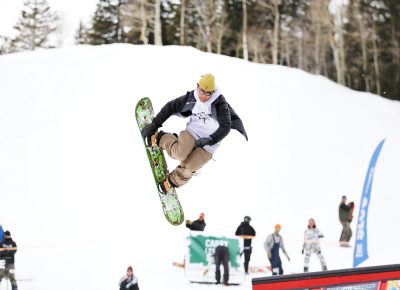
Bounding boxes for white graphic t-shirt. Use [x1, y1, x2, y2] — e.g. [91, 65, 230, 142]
[186, 89, 222, 154]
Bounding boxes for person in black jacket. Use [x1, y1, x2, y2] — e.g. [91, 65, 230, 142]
[186, 212, 206, 231]
[235, 216, 256, 274]
[339, 195, 354, 247]
[0, 230, 18, 290]
[119, 266, 139, 290]
[141, 73, 248, 194]
[214, 245, 230, 285]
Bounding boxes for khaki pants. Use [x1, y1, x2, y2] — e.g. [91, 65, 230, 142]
[0, 263, 18, 289]
[340, 221, 352, 242]
[159, 130, 212, 187]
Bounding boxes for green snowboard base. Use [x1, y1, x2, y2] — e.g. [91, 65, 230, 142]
[135, 97, 184, 225]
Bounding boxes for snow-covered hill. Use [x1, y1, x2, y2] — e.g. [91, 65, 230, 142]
[0, 44, 399, 290]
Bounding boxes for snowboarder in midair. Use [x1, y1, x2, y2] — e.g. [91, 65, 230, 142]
[302, 218, 327, 272]
[141, 73, 248, 194]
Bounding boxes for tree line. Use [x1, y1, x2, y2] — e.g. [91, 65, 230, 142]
[1, 0, 399, 100]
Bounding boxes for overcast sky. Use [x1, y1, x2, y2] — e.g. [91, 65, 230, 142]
[0, 0, 98, 44]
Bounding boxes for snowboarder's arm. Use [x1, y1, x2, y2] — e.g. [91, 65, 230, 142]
[153, 93, 189, 127]
[209, 97, 231, 145]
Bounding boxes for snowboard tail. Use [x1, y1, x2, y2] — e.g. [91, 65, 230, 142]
[135, 97, 184, 225]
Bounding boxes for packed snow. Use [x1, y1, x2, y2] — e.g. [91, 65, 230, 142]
[0, 44, 399, 290]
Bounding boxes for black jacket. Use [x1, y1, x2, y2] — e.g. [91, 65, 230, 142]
[153, 91, 248, 145]
[235, 222, 256, 247]
[0, 237, 17, 265]
[186, 219, 206, 231]
[339, 202, 354, 222]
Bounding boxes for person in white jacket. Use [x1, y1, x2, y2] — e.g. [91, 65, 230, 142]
[302, 218, 327, 272]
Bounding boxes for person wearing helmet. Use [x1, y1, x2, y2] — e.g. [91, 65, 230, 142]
[235, 216, 256, 274]
[141, 73, 248, 194]
[264, 224, 290, 275]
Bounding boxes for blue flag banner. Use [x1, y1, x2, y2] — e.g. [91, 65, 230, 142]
[353, 139, 385, 268]
[0, 225, 3, 243]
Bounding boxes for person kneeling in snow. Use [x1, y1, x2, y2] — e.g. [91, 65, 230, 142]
[119, 266, 139, 290]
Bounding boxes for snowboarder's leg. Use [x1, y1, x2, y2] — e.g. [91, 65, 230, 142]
[317, 251, 327, 270]
[243, 249, 251, 274]
[215, 252, 222, 284]
[168, 147, 212, 188]
[278, 260, 283, 275]
[7, 264, 17, 290]
[304, 250, 311, 272]
[159, 130, 195, 161]
[222, 249, 230, 285]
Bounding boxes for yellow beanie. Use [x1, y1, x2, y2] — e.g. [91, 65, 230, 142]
[198, 74, 216, 92]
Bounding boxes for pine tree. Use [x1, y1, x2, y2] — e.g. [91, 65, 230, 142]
[0, 36, 13, 55]
[88, 0, 125, 45]
[13, 0, 59, 51]
[75, 21, 90, 44]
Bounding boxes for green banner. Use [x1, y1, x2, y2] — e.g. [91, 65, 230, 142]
[188, 234, 240, 268]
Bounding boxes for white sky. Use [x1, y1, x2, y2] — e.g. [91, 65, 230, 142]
[0, 0, 98, 44]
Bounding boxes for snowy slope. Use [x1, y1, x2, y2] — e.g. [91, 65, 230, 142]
[0, 44, 400, 290]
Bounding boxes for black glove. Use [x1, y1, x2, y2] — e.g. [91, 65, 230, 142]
[301, 249, 304, 254]
[195, 137, 213, 148]
[141, 122, 158, 140]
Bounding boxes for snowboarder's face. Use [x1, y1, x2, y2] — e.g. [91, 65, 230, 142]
[197, 85, 214, 102]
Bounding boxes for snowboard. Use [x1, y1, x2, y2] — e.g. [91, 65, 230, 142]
[135, 97, 184, 226]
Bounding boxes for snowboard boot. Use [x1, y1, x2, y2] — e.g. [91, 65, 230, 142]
[304, 266, 309, 272]
[158, 176, 176, 194]
[150, 131, 177, 148]
[322, 266, 328, 271]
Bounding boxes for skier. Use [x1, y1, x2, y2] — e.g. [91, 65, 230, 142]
[141, 73, 248, 194]
[214, 245, 230, 286]
[302, 218, 327, 272]
[118, 266, 139, 290]
[186, 212, 206, 231]
[0, 230, 18, 290]
[235, 216, 256, 274]
[339, 195, 354, 247]
[264, 224, 290, 275]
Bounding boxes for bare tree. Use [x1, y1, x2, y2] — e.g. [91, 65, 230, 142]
[180, 0, 186, 45]
[258, 0, 280, 64]
[154, 0, 162, 45]
[242, 0, 249, 60]
[192, 0, 220, 52]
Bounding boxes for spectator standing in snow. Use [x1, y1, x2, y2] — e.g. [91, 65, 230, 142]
[302, 218, 327, 272]
[186, 212, 206, 231]
[119, 266, 139, 290]
[339, 195, 354, 247]
[214, 245, 230, 285]
[264, 224, 290, 275]
[235, 216, 256, 274]
[0, 230, 18, 290]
